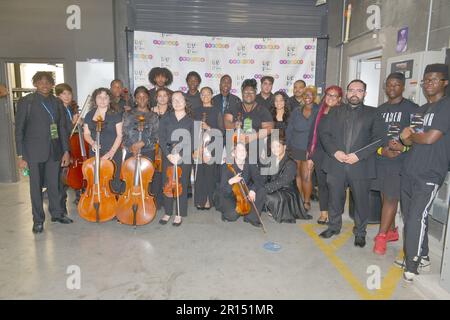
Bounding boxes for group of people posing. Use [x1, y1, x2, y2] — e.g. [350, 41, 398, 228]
[14, 63, 450, 283]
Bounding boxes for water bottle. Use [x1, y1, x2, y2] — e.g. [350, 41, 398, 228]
[22, 167, 30, 177]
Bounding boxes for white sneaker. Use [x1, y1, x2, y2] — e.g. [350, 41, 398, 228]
[394, 256, 431, 273]
[403, 271, 417, 283]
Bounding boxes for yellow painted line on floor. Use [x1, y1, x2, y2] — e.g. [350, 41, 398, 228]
[302, 223, 403, 300]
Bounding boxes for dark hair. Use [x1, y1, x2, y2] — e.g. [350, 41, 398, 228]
[55, 83, 73, 96]
[155, 87, 174, 112]
[148, 67, 173, 86]
[386, 72, 406, 85]
[347, 79, 367, 92]
[110, 79, 123, 87]
[171, 90, 193, 118]
[270, 91, 290, 122]
[271, 129, 287, 146]
[186, 71, 202, 84]
[32, 72, 55, 85]
[133, 86, 149, 98]
[241, 78, 257, 92]
[261, 76, 274, 85]
[294, 79, 306, 87]
[220, 74, 232, 83]
[90, 87, 117, 113]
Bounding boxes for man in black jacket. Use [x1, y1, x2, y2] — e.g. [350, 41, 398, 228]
[212, 74, 241, 115]
[319, 80, 384, 247]
[15, 72, 72, 234]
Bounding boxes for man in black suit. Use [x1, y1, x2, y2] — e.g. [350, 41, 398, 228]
[212, 74, 241, 115]
[15, 72, 72, 234]
[319, 80, 384, 246]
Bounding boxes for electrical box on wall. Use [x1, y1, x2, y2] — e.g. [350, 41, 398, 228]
[386, 50, 445, 106]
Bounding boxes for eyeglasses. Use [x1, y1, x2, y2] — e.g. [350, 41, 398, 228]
[347, 89, 365, 94]
[420, 78, 447, 86]
[326, 93, 340, 99]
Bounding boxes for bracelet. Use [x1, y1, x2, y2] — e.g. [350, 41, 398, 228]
[377, 147, 383, 155]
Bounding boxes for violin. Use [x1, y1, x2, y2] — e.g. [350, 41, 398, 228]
[232, 112, 243, 145]
[163, 162, 183, 198]
[116, 115, 156, 226]
[78, 115, 118, 223]
[192, 112, 209, 166]
[63, 98, 90, 190]
[154, 143, 162, 172]
[226, 164, 266, 232]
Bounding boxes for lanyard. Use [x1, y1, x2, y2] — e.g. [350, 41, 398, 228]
[41, 102, 55, 123]
[65, 107, 73, 121]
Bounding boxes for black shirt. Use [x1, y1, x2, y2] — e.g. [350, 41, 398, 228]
[288, 96, 303, 112]
[184, 91, 202, 110]
[158, 112, 194, 160]
[220, 163, 264, 195]
[212, 93, 241, 115]
[193, 105, 224, 133]
[256, 93, 273, 112]
[376, 99, 418, 166]
[122, 109, 159, 156]
[225, 103, 273, 133]
[403, 96, 450, 184]
[84, 109, 122, 157]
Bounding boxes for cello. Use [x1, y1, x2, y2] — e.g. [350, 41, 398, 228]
[116, 115, 157, 226]
[226, 164, 266, 233]
[63, 96, 90, 190]
[163, 143, 183, 218]
[78, 115, 118, 223]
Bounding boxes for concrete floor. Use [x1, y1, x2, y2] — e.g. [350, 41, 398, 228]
[0, 178, 446, 300]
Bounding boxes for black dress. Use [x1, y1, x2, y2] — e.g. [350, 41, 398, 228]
[193, 105, 224, 208]
[264, 155, 312, 223]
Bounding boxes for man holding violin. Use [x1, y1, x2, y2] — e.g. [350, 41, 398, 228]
[15, 72, 72, 234]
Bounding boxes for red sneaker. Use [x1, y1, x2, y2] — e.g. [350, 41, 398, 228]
[386, 227, 399, 242]
[373, 233, 387, 255]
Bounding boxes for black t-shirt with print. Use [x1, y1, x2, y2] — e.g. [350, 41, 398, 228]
[403, 96, 450, 184]
[225, 103, 273, 133]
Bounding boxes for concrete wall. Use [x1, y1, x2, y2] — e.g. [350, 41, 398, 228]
[326, 0, 450, 100]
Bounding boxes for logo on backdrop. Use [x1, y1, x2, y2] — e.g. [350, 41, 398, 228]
[153, 40, 179, 46]
[205, 43, 230, 49]
[179, 57, 206, 63]
[236, 45, 248, 57]
[229, 59, 255, 65]
[286, 46, 297, 57]
[279, 59, 304, 65]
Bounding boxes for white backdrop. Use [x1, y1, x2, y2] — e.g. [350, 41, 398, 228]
[133, 31, 317, 97]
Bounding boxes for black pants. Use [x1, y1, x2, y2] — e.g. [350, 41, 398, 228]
[315, 162, 329, 212]
[194, 163, 217, 207]
[327, 172, 370, 237]
[162, 159, 191, 217]
[28, 160, 65, 223]
[400, 174, 440, 272]
[219, 187, 266, 225]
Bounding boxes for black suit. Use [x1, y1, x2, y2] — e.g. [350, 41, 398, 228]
[212, 93, 241, 115]
[320, 103, 384, 236]
[15, 92, 70, 223]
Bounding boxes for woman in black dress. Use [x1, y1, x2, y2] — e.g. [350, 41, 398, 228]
[193, 86, 224, 210]
[83, 88, 123, 194]
[158, 91, 194, 226]
[264, 132, 312, 223]
[271, 91, 290, 130]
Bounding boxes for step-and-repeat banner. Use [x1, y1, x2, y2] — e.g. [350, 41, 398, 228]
[133, 31, 317, 97]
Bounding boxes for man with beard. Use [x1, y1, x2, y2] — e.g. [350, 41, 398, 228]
[319, 80, 384, 247]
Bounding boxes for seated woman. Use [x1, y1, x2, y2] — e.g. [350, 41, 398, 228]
[217, 143, 266, 228]
[264, 133, 312, 223]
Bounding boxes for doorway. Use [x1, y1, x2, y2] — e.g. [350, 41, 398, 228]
[0, 60, 64, 183]
[348, 49, 382, 107]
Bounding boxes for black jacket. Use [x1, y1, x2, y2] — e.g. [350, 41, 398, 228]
[319, 103, 385, 179]
[15, 92, 69, 162]
[264, 155, 297, 193]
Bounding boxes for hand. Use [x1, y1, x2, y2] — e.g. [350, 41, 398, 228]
[400, 127, 414, 141]
[72, 113, 80, 126]
[202, 152, 211, 163]
[168, 153, 181, 165]
[101, 150, 115, 160]
[239, 133, 248, 144]
[61, 152, 70, 167]
[124, 105, 132, 112]
[18, 158, 28, 170]
[334, 150, 348, 163]
[306, 159, 314, 171]
[248, 190, 256, 202]
[382, 147, 401, 159]
[201, 122, 210, 130]
[92, 142, 101, 153]
[388, 139, 404, 152]
[344, 153, 359, 164]
[130, 141, 144, 156]
[228, 173, 243, 185]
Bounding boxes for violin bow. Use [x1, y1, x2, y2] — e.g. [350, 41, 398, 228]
[242, 179, 266, 233]
[70, 94, 91, 138]
[175, 162, 181, 219]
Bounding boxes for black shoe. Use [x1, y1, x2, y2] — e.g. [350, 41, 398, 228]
[354, 236, 366, 248]
[51, 216, 73, 224]
[319, 228, 340, 239]
[244, 219, 261, 228]
[32, 222, 44, 233]
[317, 217, 329, 225]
